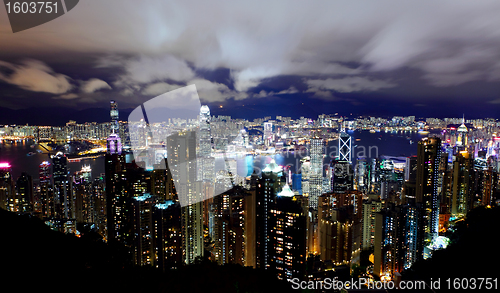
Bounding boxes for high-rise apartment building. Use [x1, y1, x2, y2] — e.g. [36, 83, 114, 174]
[416, 137, 441, 243]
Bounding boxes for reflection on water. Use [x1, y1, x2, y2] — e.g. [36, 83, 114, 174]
[1, 130, 425, 181]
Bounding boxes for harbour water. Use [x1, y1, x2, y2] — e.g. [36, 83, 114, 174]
[1, 130, 429, 182]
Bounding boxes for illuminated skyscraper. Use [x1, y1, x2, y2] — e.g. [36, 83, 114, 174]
[256, 159, 284, 269]
[15, 172, 33, 213]
[361, 199, 383, 249]
[374, 203, 422, 278]
[309, 138, 324, 209]
[51, 152, 69, 218]
[451, 151, 473, 218]
[110, 100, 119, 133]
[268, 186, 306, 281]
[198, 105, 214, 182]
[416, 137, 442, 243]
[39, 161, 53, 217]
[339, 124, 352, 163]
[167, 131, 204, 264]
[0, 163, 13, 211]
[105, 151, 128, 244]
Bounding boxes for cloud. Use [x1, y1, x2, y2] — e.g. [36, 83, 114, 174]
[0, 60, 72, 94]
[188, 78, 247, 102]
[2, 0, 500, 100]
[81, 78, 112, 93]
[306, 77, 396, 93]
[141, 82, 181, 96]
[252, 86, 299, 98]
[53, 93, 78, 100]
[100, 54, 195, 86]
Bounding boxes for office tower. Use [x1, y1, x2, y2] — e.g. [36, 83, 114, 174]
[39, 161, 53, 217]
[268, 185, 306, 281]
[339, 127, 352, 163]
[456, 118, 467, 146]
[167, 131, 204, 264]
[373, 204, 422, 279]
[213, 186, 255, 266]
[451, 151, 473, 219]
[107, 133, 122, 155]
[198, 105, 214, 183]
[15, 172, 33, 213]
[263, 122, 273, 146]
[416, 137, 441, 243]
[309, 138, 324, 209]
[332, 160, 354, 193]
[361, 199, 383, 249]
[256, 159, 284, 270]
[0, 162, 13, 211]
[110, 100, 119, 133]
[51, 152, 69, 218]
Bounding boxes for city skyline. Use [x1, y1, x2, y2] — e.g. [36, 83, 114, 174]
[1, 1, 500, 290]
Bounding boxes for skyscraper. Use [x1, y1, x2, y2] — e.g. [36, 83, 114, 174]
[39, 161, 53, 217]
[15, 172, 33, 213]
[339, 123, 352, 163]
[256, 159, 284, 269]
[268, 185, 306, 281]
[0, 162, 13, 211]
[51, 152, 69, 218]
[110, 100, 119, 133]
[198, 105, 214, 183]
[309, 138, 324, 209]
[167, 131, 204, 264]
[416, 137, 442, 243]
[451, 151, 473, 218]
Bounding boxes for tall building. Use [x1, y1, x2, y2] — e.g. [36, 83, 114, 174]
[332, 160, 354, 194]
[167, 131, 204, 264]
[256, 159, 284, 270]
[361, 199, 383, 249]
[416, 137, 441, 243]
[268, 185, 306, 281]
[105, 150, 128, 244]
[15, 172, 33, 213]
[338, 127, 352, 163]
[0, 162, 13, 211]
[110, 100, 119, 133]
[198, 105, 214, 183]
[374, 204, 422, 279]
[318, 191, 363, 266]
[451, 151, 473, 218]
[213, 186, 255, 266]
[309, 138, 324, 209]
[51, 152, 69, 218]
[39, 161, 53, 217]
[263, 122, 273, 146]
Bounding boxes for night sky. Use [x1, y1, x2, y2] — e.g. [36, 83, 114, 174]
[1, 1, 500, 123]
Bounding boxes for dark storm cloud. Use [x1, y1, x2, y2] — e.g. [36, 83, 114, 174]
[0, 0, 500, 109]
